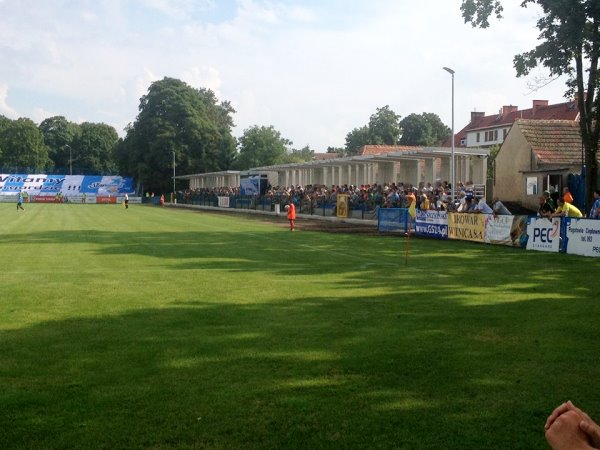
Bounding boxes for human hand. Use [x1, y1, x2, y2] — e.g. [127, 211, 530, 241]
[545, 409, 595, 449]
[545, 401, 600, 449]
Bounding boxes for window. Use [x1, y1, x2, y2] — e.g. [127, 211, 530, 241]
[476, 132, 480, 143]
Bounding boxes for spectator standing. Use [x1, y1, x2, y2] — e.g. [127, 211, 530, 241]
[589, 190, 600, 219]
[538, 195, 555, 218]
[473, 197, 493, 214]
[563, 187, 574, 204]
[552, 198, 583, 218]
[492, 197, 512, 215]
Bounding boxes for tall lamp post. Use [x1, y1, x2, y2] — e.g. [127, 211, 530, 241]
[65, 144, 72, 175]
[443, 67, 455, 206]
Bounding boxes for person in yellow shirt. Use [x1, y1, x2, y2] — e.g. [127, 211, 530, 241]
[552, 198, 583, 218]
[419, 193, 430, 210]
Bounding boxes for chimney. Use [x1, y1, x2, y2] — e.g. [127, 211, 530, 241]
[501, 105, 518, 116]
[471, 111, 485, 124]
[532, 100, 549, 115]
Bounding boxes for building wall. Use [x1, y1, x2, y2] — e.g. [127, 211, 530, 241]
[494, 126, 532, 207]
[466, 126, 510, 148]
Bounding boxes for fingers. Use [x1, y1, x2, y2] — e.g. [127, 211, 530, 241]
[546, 402, 572, 430]
[580, 418, 600, 447]
[545, 401, 583, 430]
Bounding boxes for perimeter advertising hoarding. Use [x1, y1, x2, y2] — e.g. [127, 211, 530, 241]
[415, 210, 448, 239]
[0, 174, 134, 196]
[484, 215, 528, 247]
[448, 213, 486, 243]
[526, 217, 561, 253]
[564, 218, 600, 257]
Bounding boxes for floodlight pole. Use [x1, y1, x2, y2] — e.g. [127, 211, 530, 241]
[65, 144, 72, 175]
[443, 66, 455, 206]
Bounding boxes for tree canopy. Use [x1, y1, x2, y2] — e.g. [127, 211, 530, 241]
[38, 116, 81, 172]
[236, 125, 292, 170]
[344, 106, 402, 155]
[399, 113, 450, 146]
[0, 117, 49, 171]
[461, 0, 600, 208]
[119, 77, 237, 194]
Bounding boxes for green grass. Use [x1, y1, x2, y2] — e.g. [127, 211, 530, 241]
[1, 203, 599, 449]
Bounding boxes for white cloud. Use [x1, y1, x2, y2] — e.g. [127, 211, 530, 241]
[0, 83, 18, 118]
[182, 66, 222, 95]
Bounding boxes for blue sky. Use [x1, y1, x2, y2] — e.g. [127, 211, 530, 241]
[0, 0, 569, 151]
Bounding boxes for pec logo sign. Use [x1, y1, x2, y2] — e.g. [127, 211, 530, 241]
[533, 228, 554, 243]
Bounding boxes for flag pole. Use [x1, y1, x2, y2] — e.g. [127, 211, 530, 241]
[404, 216, 412, 266]
[405, 194, 417, 266]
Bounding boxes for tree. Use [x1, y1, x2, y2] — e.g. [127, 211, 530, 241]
[0, 117, 49, 171]
[236, 125, 292, 170]
[283, 145, 315, 164]
[344, 106, 402, 155]
[461, 0, 600, 210]
[399, 113, 450, 146]
[345, 126, 371, 156]
[38, 116, 80, 172]
[72, 122, 119, 174]
[368, 105, 402, 145]
[120, 77, 237, 193]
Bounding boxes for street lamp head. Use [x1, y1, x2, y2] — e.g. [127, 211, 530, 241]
[442, 66, 455, 75]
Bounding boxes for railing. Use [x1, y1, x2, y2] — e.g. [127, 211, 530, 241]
[174, 193, 383, 221]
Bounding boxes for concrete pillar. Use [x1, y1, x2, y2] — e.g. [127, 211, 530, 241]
[399, 160, 419, 186]
[423, 159, 435, 184]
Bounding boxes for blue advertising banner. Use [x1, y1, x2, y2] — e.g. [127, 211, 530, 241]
[415, 210, 448, 239]
[240, 176, 260, 196]
[0, 174, 135, 196]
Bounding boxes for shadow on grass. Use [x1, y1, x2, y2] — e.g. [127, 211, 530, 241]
[2, 290, 599, 449]
[0, 229, 591, 287]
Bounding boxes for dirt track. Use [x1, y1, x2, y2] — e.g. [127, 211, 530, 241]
[191, 207, 383, 235]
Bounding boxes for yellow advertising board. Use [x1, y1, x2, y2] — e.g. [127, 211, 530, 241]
[336, 194, 349, 218]
[448, 213, 486, 243]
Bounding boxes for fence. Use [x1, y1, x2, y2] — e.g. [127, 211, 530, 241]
[174, 192, 379, 221]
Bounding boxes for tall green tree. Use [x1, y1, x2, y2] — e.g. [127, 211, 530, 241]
[461, 0, 600, 209]
[283, 145, 315, 164]
[345, 126, 371, 156]
[368, 105, 402, 145]
[399, 113, 450, 146]
[120, 77, 237, 193]
[236, 125, 292, 170]
[0, 117, 49, 171]
[72, 122, 119, 175]
[344, 106, 402, 155]
[38, 116, 80, 172]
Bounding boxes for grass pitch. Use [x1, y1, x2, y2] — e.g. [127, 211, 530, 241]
[1, 203, 599, 449]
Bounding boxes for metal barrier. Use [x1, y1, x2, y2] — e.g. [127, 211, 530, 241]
[175, 193, 380, 221]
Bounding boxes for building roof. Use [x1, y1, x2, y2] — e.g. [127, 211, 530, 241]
[312, 153, 341, 161]
[514, 119, 584, 165]
[358, 145, 423, 156]
[444, 99, 580, 147]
